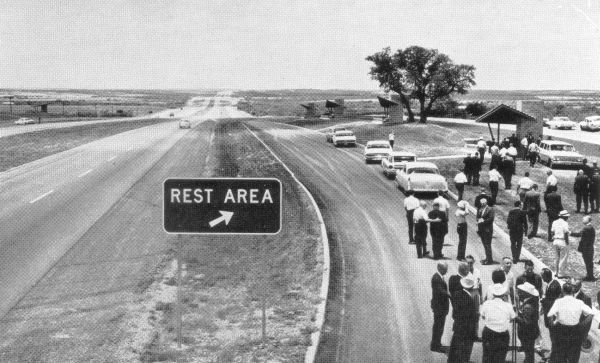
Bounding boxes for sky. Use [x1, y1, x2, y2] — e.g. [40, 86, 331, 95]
[1, 0, 600, 90]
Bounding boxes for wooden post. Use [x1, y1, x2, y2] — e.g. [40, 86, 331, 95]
[497, 123, 500, 146]
[177, 234, 183, 348]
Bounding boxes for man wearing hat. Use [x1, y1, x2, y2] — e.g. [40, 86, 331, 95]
[547, 282, 595, 363]
[430, 261, 451, 353]
[474, 188, 491, 209]
[571, 215, 596, 281]
[551, 210, 571, 277]
[477, 198, 496, 265]
[516, 282, 541, 363]
[480, 284, 515, 362]
[516, 260, 543, 297]
[447, 277, 477, 363]
[455, 200, 469, 261]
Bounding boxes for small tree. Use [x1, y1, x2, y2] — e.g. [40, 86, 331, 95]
[366, 46, 476, 123]
[465, 102, 488, 117]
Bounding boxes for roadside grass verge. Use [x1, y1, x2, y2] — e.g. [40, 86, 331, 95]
[143, 119, 323, 361]
[0, 118, 172, 172]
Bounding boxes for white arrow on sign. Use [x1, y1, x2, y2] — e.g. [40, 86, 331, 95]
[208, 211, 234, 228]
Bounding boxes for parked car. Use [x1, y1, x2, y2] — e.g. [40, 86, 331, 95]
[545, 116, 576, 130]
[325, 126, 346, 142]
[14, 117, 35, 125]
[381, 151, 417, 178]
[538, 140, 585, 168]
[332, 130, 356, 147]
[178, 119, 191, 129]
[364, 140, 393, 163]
[395, 161, 448, 193]
[579, 116, 600, 132]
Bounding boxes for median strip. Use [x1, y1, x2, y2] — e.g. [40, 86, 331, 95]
[29, 190, 54, 204]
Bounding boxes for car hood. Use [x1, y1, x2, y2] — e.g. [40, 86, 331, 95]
[365, 147, 391, 154]
[334, 135, 356, 140]
[550, 151, 583, 157]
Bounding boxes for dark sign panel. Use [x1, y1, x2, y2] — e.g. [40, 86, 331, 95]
[163, 178, 281, 234]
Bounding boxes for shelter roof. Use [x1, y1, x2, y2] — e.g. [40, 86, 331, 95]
[377, 96, 399, 108]
[300, 103, 313, 109]
[325, 100, 341, 108]
[475, 104, 535, 124]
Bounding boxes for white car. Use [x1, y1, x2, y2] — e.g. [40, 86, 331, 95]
[538, 140, 585, 168]
[14, 117, 35, 125]
[364, 140, 392, 163]
[178, 119, 191, 129]
[545, 116, 576, 130]
[381, 151, 417, 178]
[332, 130, 356, 147]
[579, 116, 600, 132]
[325, 126, 346, 142]
[395, 161, 448, 193]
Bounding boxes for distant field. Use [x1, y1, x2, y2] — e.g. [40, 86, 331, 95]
[0, 118, 172, 172]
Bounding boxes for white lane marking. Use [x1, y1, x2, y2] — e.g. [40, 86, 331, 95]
[30, 190, 54, 204]
[78, 169, 93, 178]
[107, 155, 117, 162]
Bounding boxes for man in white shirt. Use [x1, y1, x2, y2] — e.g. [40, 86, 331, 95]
[454, 169, 468, 201]
[552, 210, 571, 277]
[521, 136, 529, 160]
[413, 201, 440, 258]
[545, 170, 558, 196]
[477, 136, 487, 164]
[507, 143, 518, 159]
[480, 284, 515, 362]
[499, 146, 508, 158]
[488, 167, 502, 206]
[388, 131, 395, 149]
[517, 172, 534, 202]
[433, 191, 450, 218]
[547, 282, 595, 363]
[528, 141, 540, 167]
[501, 257, 515, 302]
[403, 191, 420, 244]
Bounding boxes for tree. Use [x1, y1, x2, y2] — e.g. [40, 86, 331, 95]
[366, 46, 476, 123]
[465, 102, 488, 117]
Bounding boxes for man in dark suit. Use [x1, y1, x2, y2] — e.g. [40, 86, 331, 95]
[574, 169, 590, 214]
[431, 261, 451, 353]
[544, 185, 563, 242]
[571, 215, 596, 281]
[477, 198, 495, 265]
[541, 268, 562, 350]
[589, 169, 600, 213]
[429, 201, 449, 260]
[463, 153, 473, 185]
[448, 278, 477, 363]
[448, 262, 470, 297]
[507, 201, 528, 262]
[523, 184, 541, 238]
[501, 156, 514, 189]
[573, 277, 592, 307]
[474, 188, 490, 209]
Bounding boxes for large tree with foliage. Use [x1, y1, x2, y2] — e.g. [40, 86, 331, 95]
[366, 46, 476, 123]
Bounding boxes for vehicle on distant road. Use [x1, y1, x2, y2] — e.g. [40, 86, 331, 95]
[332, 130, 357, 147]
[364, 140, 392, 163]
[382, 151, 417, 178]
[544, 116, 576, 130]
[395, 161, 448, 193]
[14, 117, 35, 125]
[579, 116, 600, 132]
[325, 126, 347, 142]
[178, 119, 191, 129]
[538, 140, 585, 168]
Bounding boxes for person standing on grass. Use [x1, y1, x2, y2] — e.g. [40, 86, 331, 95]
[517, 171, 534, 203]
[477, 136, 487, 164]
[474, 188, 490, 209]
[545, 169, 558, 198]
[472, 152, 482, 186]
[574, 169, 590, 214]
[429, 201, 448, 260]
[507, 201, 528, 263]
[501, 257, 516, 303]
[523, 184, 541, 239]
[447, 278, 477, 363]
[463, 153, 473, 186]
[388, 131, 395, 149]
[489, 147, 502, 172]
[433, 191, 450, 218]
[403, 190, 420, 245]
[488, 166, 501, 206]
[516, 282, 541, 363]
[516, 260, 543, 297]
[589, 169, 600, 213]
[477, 198, 495, 265]
[551, 210, 571, 278]
[413, 201, 440, 258]
[455, 201, 469, 261]
[480, 284, 515, 363]
[528, 141, 540, 167]
[571, 215, 596, 281]
[521, 135, 529, 160]
[454, 169, 467, 201]
[541, 268, 562, 345]
[545, 185, 563, 242]
[501, 156, 514, 189]
[430, 261, 451, 354]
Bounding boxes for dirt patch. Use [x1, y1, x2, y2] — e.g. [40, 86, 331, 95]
[139, 119, 324, 361]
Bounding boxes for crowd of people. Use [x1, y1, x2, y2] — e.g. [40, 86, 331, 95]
[431, 260, 597, 362]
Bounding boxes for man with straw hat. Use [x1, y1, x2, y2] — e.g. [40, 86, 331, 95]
[551, 210, 571, 278]
[480, 283, 515, 362]
[516, 282, 541, 363]
[447, 277, 477, 363]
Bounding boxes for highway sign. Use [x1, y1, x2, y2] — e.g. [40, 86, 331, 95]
[163, 178, 281, 234]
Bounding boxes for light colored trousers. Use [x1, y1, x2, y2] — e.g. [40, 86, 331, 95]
[554, 243, 571, 276]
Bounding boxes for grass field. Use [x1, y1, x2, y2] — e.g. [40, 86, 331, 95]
[0, 118, 173, 172]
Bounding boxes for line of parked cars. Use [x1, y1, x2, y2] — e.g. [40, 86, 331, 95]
[542, 115, 600, 131]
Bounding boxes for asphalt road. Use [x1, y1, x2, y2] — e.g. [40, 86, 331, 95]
[246, 119, 554, 362]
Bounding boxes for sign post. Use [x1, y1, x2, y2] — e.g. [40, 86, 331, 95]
[163, 178, 282, 348]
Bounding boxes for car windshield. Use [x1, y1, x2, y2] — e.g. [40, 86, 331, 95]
[550, 144, 574, 151]
[408, 167, 438, 174]
[394, 156, 415, 162]
[368, 144, 390, 149]
[336, 131, 354, 136]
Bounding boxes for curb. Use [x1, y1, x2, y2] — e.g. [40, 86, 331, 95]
[242, 124, 330, 363]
